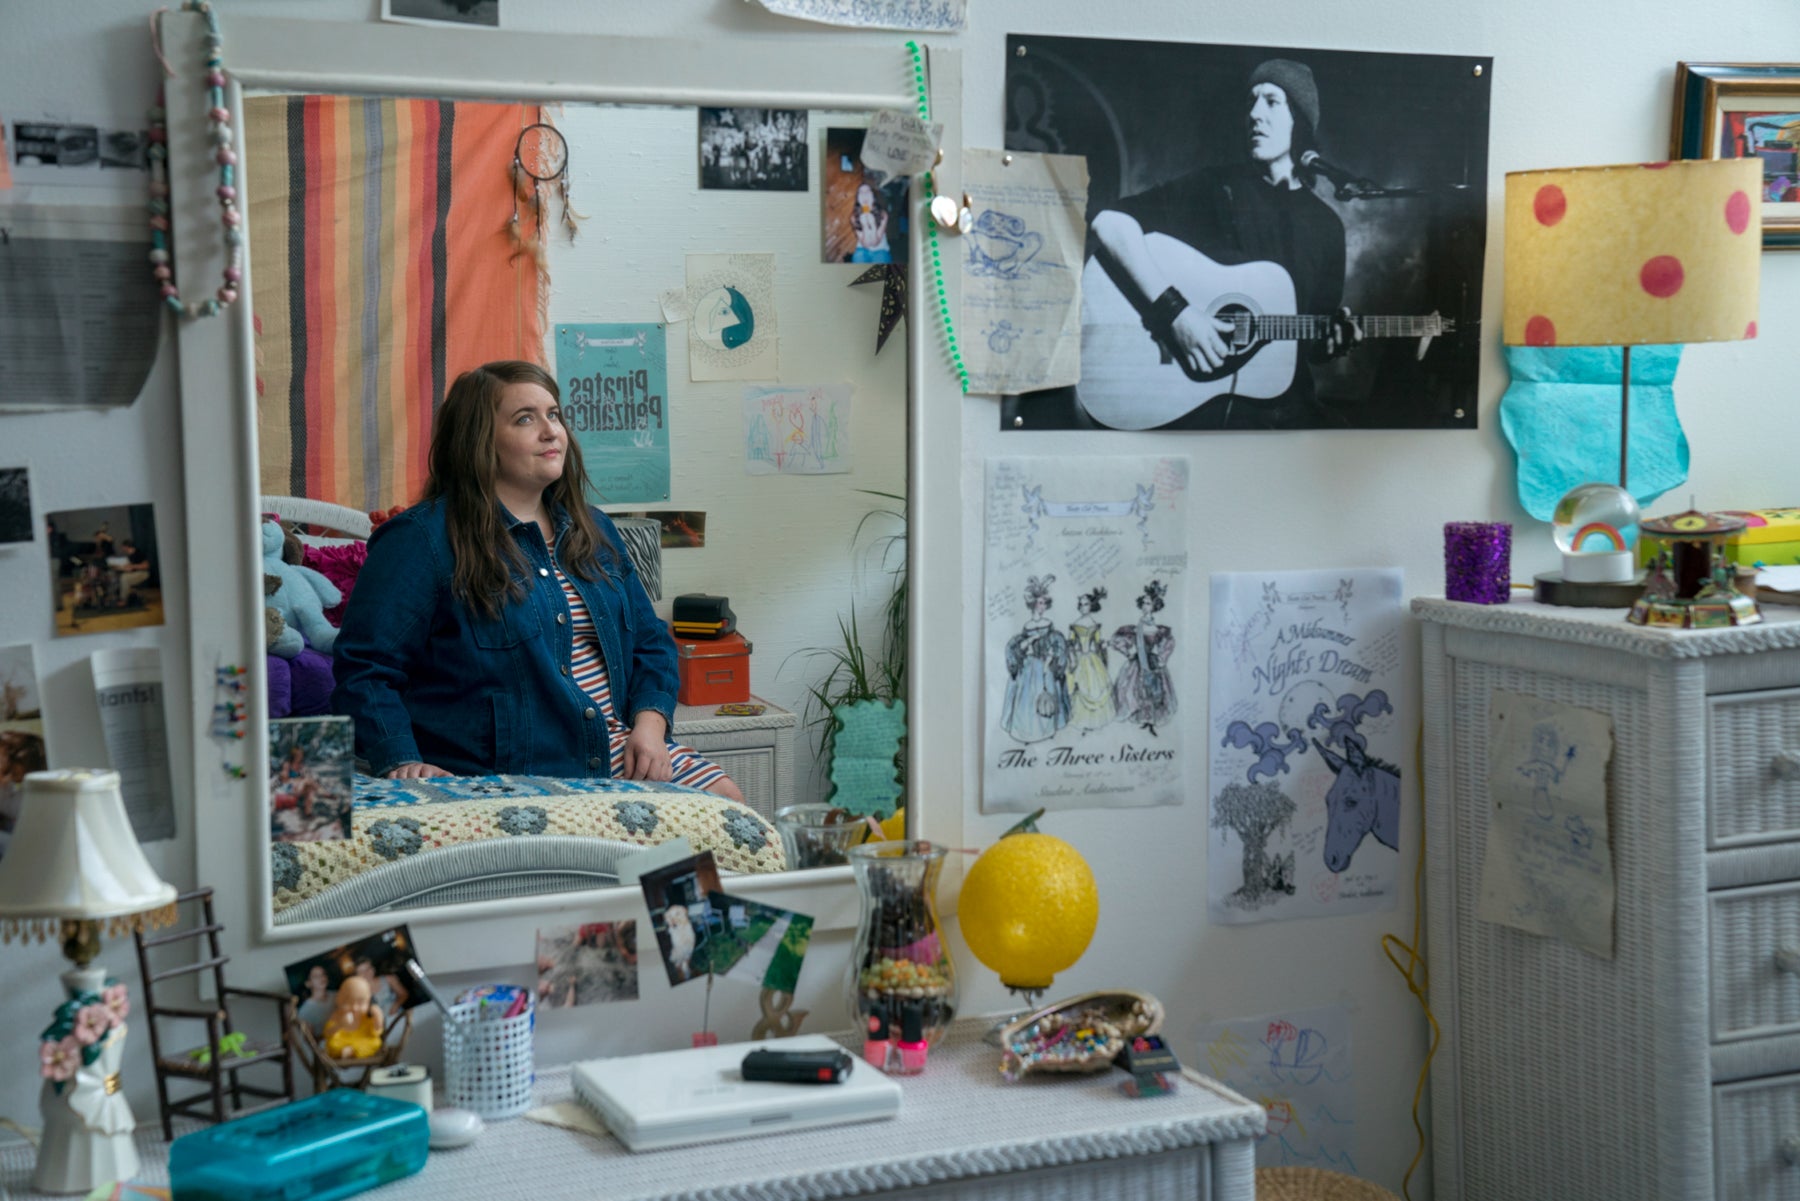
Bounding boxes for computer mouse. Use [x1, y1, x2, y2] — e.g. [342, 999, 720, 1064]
[428, 1107, 484, 1149]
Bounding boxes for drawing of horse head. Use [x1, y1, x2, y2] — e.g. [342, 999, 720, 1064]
[1314, 737, 1401, 873]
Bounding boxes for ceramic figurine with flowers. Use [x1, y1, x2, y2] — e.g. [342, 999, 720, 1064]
[38, 977, 138, 1176]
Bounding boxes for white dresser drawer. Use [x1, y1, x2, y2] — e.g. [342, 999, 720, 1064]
[1710, 689, 1800, 849]
[1711, 881, 1800, 1042]
[1715, 1072, 1800, 1200]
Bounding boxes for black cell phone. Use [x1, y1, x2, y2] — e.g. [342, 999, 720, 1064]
[741, 1047, 854, 1084]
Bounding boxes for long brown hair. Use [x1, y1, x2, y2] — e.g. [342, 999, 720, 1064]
[421, 360, 615, 618]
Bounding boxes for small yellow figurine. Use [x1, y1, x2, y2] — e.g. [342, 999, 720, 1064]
[322, 975, 385, 1060]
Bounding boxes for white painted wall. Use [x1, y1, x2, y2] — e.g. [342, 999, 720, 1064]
[4, 1, 1800, 1194]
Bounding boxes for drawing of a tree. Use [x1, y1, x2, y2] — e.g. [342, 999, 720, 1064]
[1212, 781, 1297, 906]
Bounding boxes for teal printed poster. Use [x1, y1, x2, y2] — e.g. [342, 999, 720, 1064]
[556, 323, 670, 503]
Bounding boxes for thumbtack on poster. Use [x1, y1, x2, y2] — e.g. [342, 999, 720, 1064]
[860, 110, 944, 179]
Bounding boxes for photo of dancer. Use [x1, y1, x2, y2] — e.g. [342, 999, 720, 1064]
[822, 127, 909, 264]
[699, 108, 807, 192]
[1002, 35, 1490, 430]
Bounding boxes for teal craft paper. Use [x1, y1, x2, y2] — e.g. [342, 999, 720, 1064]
[554, 322, 671, 503]
[1499, 345, 1688, 521]
[825, 699, 906, 818]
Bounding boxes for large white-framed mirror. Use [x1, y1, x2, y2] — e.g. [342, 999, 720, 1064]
[167, 14, 963, 978]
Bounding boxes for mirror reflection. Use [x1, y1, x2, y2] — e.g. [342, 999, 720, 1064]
[242, 96, 908, 925]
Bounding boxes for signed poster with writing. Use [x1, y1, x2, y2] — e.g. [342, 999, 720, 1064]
[555, 323, 670, 504]
[1208, 569, 1403, 923]
[981, 456, 1190, 813]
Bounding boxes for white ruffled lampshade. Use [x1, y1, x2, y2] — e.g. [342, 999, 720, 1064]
[0, 769, 176, 921]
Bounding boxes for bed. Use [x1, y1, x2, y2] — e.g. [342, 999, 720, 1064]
[260, 498, 763, 922]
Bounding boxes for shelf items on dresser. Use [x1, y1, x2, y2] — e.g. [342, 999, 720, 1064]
[1417, 598, 1800, 1201]
[670, 696, 795, 821]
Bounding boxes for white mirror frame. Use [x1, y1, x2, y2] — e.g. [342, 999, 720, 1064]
[168, 14, 963, 975]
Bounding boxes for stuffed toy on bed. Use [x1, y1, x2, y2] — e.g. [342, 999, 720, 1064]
[262, 519, 342, 655]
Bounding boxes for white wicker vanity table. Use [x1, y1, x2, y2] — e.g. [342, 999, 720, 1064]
[0, 1023, 1265, 1200]
[1417, 597, 1800, 1201]
[671, 697, 796, 821]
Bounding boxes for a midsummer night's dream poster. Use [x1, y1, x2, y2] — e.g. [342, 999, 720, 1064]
[981, 456, 1189, 813]
[1208, 568, 1403, 923]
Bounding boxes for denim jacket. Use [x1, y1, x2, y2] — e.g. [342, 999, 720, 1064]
[330, 498, 678, 777]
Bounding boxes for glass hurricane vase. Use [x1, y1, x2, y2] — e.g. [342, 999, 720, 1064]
[845, 840, 958, 1048]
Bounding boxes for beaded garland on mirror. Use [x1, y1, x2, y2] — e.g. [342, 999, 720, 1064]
[148, 0, 243, 320]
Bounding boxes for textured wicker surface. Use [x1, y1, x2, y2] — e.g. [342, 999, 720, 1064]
[1412, 596, 1800, 658]
[1707, 690, 1800, 845]
[0, 1023, 1265, 1201]
[1255, 1166, 1401, 1200]
[1711, 1072, 1800, 1200]
[1708, 882, 1800, 1041]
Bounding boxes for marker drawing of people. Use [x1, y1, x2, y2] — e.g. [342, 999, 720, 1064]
[1001, 574, 1071, 743]
[1066, 586, 1115, 732]
[1111, 579, 1175, 735]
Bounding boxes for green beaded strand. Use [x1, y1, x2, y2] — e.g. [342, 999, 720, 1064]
[906, 39, 969, 394]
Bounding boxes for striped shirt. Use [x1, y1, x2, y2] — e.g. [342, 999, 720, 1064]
[552, 561, 725, 791]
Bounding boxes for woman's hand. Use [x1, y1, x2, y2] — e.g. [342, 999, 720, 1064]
[622, 712, 673, 782]
[386, 762, 453, 779]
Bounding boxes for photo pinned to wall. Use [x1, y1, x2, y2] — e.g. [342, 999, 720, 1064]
[685, 253, 779, 382]
[0, 467, 32, 546]
[1207, 568, 1404, 924]
[744, 384, 852, 475]
[380, 0, 500, 29]
[699, 108, 808, 192]
[707, 895, 815, 993]
[1198, 1004, 1357, 1172]
[981, 456, 1191, 814]
[622, 511, 707, 549]
[47, 503, 162, 636]
[535, 922, 640, 1009]
[0, 643, 48, 862]
[555, 323, 670, 504]
[823, 127, 909, 265]
[269, 715, 355, 844]
[1671, 62, 1800, 248]
[283, 925, 422, 1036]
[638, 850, 726, 987]
[1000, 35, 1490, 431]
[9, 121, 149, 188]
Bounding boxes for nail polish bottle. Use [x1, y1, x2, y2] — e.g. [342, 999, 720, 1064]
[863, 1011, 892, 1070]
[893, 1001, 928, 1076]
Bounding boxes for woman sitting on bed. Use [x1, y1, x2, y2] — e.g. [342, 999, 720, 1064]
[331, 360, 744, 802]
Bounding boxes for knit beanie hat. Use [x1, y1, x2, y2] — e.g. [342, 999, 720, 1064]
[1248, 59, 1320, 135]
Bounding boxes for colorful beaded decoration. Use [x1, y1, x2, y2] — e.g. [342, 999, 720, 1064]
[906, 40, 969, 394]
[147, 0, 242, 319]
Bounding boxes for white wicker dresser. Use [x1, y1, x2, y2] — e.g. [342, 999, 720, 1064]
[671, 696, 795, 820]
[1417, 598, 1800, 1201]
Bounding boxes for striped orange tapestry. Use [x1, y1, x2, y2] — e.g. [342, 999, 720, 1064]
[245, 95, 545, 512]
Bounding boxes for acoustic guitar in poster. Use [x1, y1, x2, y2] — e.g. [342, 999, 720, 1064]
[1077, 233, 1455, 430]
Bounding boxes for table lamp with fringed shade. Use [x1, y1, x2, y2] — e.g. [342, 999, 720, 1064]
[1502, 158, 1760, 604]
[0, 769, 177, 1194]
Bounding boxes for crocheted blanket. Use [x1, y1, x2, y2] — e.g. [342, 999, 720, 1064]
[272, 774, 785, 913]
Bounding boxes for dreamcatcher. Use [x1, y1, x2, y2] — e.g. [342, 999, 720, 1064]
[507, 116, 583, 274]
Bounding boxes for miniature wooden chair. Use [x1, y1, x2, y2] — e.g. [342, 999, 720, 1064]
[132, 886, 298, 1140]
[289, 1006, 412, 1094]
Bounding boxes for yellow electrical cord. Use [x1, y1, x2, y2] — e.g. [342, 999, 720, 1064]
[1379, 731, 1440, 1201]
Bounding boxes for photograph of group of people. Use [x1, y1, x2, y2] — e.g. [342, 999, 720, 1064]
[699, 107, 808, 191]
[46, 503, 164, 636]
[269, 715, 355, 843]
[283, 925, 421, 1036]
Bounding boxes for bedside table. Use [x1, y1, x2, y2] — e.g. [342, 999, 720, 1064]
[671, 696, 796, 820]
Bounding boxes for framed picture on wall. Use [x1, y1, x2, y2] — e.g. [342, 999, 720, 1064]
[1671, 62, 1800, 250]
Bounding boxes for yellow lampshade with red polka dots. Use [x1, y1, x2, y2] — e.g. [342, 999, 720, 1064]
[1503, 158, 1761, 348]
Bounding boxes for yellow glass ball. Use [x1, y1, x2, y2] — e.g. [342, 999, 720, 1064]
[958, 832, 1098, 991]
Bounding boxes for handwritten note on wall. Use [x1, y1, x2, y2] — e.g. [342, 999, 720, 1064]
[1477, 690, 1616, 959]
[960, 149, 1089, 397]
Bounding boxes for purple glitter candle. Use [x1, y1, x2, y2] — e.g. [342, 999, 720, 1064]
[1444, 521, 1512, 604]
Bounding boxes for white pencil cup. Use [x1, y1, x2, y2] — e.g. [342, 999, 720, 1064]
[443, 999, 536, 1119]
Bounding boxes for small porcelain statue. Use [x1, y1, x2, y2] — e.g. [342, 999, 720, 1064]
[322, 975, 384, 1060]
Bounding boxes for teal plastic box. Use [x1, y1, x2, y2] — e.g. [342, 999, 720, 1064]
[169, 1089, 429, 1201]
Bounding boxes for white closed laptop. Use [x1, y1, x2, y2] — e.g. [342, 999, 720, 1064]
[572, 1034, 902, 1152]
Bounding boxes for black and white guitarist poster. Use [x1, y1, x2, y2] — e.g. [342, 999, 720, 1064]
[1208, 568, 1404, 924]
[982, 456, 1191, 814]
[1001, 35, 1491, 431]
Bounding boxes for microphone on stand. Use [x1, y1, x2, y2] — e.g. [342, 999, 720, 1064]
[1298, 151, 1379, 198]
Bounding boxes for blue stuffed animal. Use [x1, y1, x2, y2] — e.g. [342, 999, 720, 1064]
[262, 519, 342, 655]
